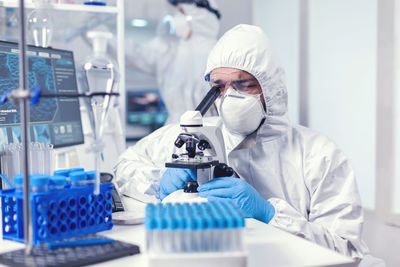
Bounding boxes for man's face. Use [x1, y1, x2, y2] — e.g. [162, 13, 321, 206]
[209, 67, 265, 107]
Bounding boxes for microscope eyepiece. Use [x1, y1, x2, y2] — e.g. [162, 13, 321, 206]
[195, 85, 222, 116]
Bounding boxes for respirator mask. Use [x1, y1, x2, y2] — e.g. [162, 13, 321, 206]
[216, 88, 266, 136]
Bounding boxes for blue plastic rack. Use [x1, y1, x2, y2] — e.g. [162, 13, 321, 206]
[0, 183, 113, 245]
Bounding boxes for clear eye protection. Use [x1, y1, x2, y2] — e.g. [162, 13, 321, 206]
[205, 72, 262, 96]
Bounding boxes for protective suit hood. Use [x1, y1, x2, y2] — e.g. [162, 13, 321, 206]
[178, 0, 220, 40]
[205, 24, 289, 141]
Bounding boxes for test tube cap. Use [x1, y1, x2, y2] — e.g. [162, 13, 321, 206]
[13, 174, 23, 185]
[53, 169, 70, 177]
[69, 171, 87, 182]
[50, 175, 68, 186]
[30, 175, 50, 186]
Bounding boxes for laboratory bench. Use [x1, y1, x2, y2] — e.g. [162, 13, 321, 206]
[0, 197, 357, 267]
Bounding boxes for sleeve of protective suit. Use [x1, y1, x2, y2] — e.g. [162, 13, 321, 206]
[124, 37, 168, 75]
[113, 124, 180, 203]
[267, 139, 364, 261]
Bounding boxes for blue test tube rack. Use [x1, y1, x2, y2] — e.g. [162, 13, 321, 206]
[0, 183, 113, 245]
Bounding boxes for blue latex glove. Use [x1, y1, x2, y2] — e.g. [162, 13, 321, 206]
[198, 177, 275, 223]
[159, 168, 197, 200]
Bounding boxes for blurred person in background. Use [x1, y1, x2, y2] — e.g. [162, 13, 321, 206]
[125, 0, 221, 124]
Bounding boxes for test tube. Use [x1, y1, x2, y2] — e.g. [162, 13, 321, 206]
[30, 175, 50, 193]
[14, 174, 23, 193]
[85, 170, 96, 185]
[44, 144, 54, 175]
[0, 146, 9, 189]
[29, 142, 39, 174]
[50, 175, 67, 190]
[4, 145, 13, 188]
[144, 202, 244, 254]
[172, 204, 183, 253]
[69, 171, 87, 187]
[38, 143, 46, 175]
[145, 204, 155, 252]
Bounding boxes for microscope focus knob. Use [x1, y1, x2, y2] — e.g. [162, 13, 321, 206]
[214, 163, 234, 178]
[183, 180, 199, 193]
[198, 140, 211, 151]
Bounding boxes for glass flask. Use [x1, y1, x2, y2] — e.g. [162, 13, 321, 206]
[27, 0, 53, 48]
[78, 31, 119, 194]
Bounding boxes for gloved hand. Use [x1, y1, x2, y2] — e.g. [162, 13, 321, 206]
[198, 177, 275, 224]
[159, 168, 197, 200]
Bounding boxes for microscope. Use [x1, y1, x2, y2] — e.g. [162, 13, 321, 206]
[162, 86, 234, 203]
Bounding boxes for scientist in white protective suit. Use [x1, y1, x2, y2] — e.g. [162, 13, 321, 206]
[115, 24, 384, 266]
[125, 0, 221, 124]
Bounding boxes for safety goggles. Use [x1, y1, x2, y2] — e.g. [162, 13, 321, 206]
[205, 72, 262, 95]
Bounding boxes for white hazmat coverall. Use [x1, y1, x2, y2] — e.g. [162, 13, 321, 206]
[115, 24, 384, 266]
[125, 1, 219, 124]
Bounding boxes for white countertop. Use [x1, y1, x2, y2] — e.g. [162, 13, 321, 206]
[0, 197, 357, 267]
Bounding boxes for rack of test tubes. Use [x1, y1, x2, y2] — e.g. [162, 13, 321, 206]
[0, 168, 113, 245]
[0, 143, 54, 189]
[145, 202, 247, 267]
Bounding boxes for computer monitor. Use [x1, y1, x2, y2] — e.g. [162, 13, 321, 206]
[0, 41, 84, 148]
[126, 89, 168, 127]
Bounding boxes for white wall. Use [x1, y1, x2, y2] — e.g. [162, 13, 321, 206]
[252, 0, 300, 124]
[253, 0, 377, 209]
[394, 1, 400, 213]
[308, 0, 377, 209]
[216, 0, 253, 36]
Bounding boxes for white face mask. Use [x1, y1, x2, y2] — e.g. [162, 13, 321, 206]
[216, 88, 266, 136]
[173, 13, 191, 39]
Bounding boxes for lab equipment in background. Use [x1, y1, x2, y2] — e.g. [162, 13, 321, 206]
[27, 0, 53, 48]
[0, 169, 113, 245]
[84, 1, 106, 5]
[163, 85, 234, 203]
[145, 202, 246, 267]
[0, 8, 18, 41]
[0, 40, 85, 148]
[0, 142, 54, 190]
[125, 89, 168, 142]
[78, 30, 119, 195]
